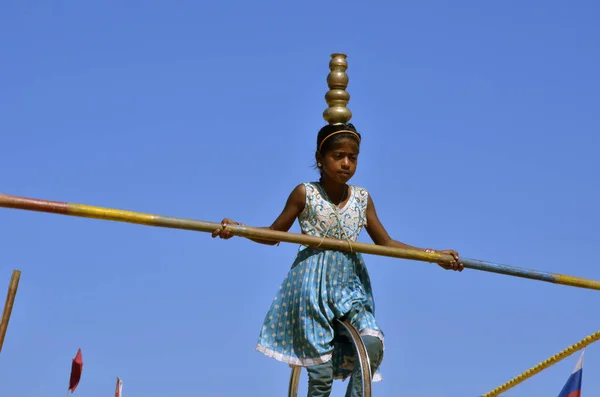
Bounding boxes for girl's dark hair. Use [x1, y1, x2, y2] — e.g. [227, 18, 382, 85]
[314, 123, 361, 173]
[316, 123, 361, 154]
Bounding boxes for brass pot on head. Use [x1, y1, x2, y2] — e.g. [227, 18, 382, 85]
[323, 53, 352, 125]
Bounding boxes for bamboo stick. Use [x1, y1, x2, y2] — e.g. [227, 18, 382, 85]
[0, 270, 21, 353]
[1, 193, 599, 290]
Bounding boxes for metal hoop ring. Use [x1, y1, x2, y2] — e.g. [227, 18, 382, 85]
[288, 319, 372, 397]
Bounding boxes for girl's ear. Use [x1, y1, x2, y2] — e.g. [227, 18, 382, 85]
[315, 151, 323, 168]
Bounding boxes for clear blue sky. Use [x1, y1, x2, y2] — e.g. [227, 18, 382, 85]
[1, 1, 599, 396]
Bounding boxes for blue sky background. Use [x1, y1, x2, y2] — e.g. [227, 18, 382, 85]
[1, 1, 599, 396]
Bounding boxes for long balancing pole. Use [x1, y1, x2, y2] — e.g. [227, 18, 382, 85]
[0, 269, 21, 353]
[1, 193, 599, 291]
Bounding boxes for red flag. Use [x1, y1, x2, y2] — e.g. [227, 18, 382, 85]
[68, 348, 83, 393]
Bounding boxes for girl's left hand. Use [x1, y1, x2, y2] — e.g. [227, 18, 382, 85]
[436, 249, 464, 272]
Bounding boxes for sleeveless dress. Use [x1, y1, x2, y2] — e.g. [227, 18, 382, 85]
[256, 182, 384, 382]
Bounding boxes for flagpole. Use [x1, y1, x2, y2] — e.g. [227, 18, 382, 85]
[0, 269, 21, 353]
[1, 192, 600, 291]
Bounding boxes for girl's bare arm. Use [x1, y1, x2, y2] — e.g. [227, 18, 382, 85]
[365, 194, 463, 271]
[212, 184, 306, 245]
[364, 194, 425, 250]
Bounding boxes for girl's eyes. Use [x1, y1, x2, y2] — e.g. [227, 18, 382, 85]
[332, 153, 358, 161]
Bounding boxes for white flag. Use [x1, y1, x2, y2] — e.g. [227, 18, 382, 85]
[115, 377, 123, 397]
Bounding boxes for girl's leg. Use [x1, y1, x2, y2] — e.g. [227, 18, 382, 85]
[344, 335, 383, 397]
[306, 360, 334, 397]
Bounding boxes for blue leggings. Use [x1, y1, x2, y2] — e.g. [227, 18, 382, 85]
[306, 335, 383, 397]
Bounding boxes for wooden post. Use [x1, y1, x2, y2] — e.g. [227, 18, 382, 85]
[0, 270, 21, 353]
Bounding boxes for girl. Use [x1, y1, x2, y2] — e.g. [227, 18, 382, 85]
[212, 123, 463, 397]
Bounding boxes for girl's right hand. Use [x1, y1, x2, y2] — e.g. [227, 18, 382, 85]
[211, 218, 242, 239]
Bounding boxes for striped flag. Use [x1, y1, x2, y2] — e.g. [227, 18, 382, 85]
[114, 377, 123, 397]
[558, 350, 584, 397]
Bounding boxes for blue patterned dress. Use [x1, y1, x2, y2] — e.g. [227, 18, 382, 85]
[256, 182, 384, 382]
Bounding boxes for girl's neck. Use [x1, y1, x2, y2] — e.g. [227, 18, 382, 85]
[318, 177, 348, 203]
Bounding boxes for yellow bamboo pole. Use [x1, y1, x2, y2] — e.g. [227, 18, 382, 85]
[1, 192, 600, 290]
[480, 330, 599, 396]
[0, 270, 21, 353]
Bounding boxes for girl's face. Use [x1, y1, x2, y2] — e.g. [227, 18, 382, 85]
[319, 137, 360, 184]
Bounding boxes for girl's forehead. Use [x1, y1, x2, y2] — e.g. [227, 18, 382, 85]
[330, 138, 360, 151]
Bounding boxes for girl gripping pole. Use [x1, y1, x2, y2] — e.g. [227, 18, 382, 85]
[212, 122, 463, 397]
